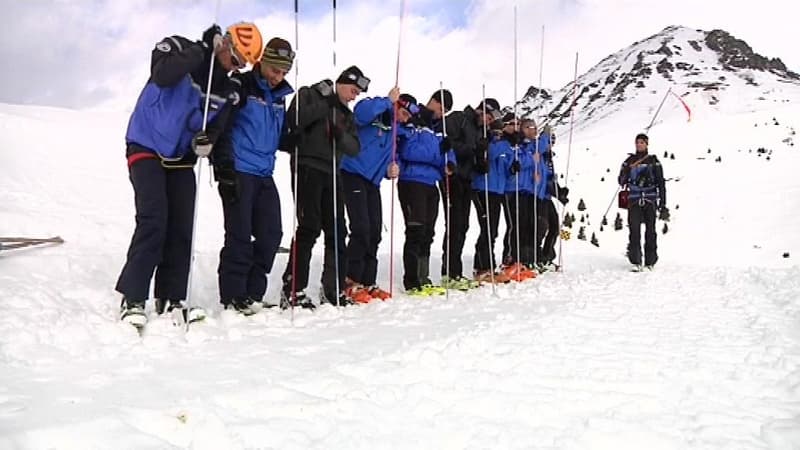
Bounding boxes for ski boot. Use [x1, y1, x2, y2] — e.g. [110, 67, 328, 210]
[120, 297, 147, 330]
[280, 290, 315, 310]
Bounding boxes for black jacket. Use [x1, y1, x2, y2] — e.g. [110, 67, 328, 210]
[443, 106, 481, 180]
[618, 152, 666, 206]
[282, 80, 360, 174]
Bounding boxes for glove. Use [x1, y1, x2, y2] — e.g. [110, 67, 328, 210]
[556, 185, 569, 205]
[440, 137, 451, 154]
[506, 131, 521, 147]
[509, 160, 521, 174]
[658, 206, 670, 221]
[192, 131, 213, 157]
[215, 166, 239, 204]
[202, 24, 223, 50]
[474, 156, 489, 174]
[475, 137, 489, 157]
[386, 162, 400, 179]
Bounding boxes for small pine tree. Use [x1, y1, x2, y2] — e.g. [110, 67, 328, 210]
[662, 223, 669, 234]
[590, 232, 599, 247]
[600, 224, 604, 232]
[614, 213, 623, 231]
[577, 198, 586, 211]
[578, 226, 586, 241]
[664, 151, 669, 158]
[606, 168, 611, 173]
[563, 214, 573, 228]
[670, 153, 675, 160]
[601, 216, 608, 226]
[601, 176, 605, 182]
[707, 148, 712, 154]
[580, 215, 585, 223]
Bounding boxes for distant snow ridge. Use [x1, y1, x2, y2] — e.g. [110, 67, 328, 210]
[516, 25, 800, 130]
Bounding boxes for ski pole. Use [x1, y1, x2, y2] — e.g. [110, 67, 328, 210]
[331, 0, 342, 307]
[533, 24, 544, 268]
[556, 52, 579, 272]
[481, 84, 497, 294]
[185, 0, 223, 329]
[389, 0, 407, 299]
[440, 81, 450, 300]
[601, 186, 621, 222]
[290, 0, 300, 320]
[512, 4, 521, 281]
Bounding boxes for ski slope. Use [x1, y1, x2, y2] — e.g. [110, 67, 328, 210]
[1, 98, 799, 449]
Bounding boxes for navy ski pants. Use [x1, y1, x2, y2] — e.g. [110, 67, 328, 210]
[116, 158, 195, 302]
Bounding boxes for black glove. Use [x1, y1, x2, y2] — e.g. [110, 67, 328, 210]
[509, 160, 521, 174]
[192, 131, 213, 157]
[215, 166, 239, 204]
[202, 24, 223, 50]
[556, 185, 569, 205]
[658, 206, 670, 221]
[505, 131, 521, 147]
[475, 137, 489, 157]
[440, 137, 451, 154]
[474, 156, 489, 174]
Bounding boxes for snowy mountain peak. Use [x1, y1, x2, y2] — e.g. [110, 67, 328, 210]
[517, 25, 800, 131]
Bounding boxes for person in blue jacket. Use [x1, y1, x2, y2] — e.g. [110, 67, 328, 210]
[397, 96, 456, 295]
[340, 88, 415, 302]
[472, 117, 514, 283]
[116, 23, 262, 328]
[212, 37, 295, 315]
[530, 122, 568, 271]
[502, 120, 536, 276]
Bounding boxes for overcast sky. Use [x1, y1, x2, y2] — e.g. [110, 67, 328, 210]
[0, 0, 795, 111]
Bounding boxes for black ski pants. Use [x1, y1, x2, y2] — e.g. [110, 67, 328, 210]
[503, 192, 535, 266]
[282, 165, 347, 300]
[628, 200, 658, 266]
[439, 175, 472, 279]
[342, 171, 382, 287]
[472, 191, 503, 273]
[398, 180, 439, 290]
[536, 198, 559, 264]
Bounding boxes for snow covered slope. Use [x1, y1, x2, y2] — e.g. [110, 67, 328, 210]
[1, 27, 800, 448]
[517, 26, 800, 133]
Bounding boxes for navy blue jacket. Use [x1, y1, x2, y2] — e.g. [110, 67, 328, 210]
[472, 134, 512, 194]
[125, 34, 236, 164]
[397, 125, 456, 187]
[215, 68, 293, 178]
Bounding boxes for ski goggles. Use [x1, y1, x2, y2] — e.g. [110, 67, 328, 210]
[228, 40, 246, 69]
[343, 72, 371, 91]
[398, 100, 419, 115]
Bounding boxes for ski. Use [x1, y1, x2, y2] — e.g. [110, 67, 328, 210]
[0, 236, 64, 252]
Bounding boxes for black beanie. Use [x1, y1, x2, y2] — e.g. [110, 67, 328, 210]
[477, 98, 501, 113]
[336, 65, 369, 92]
[399, 93, 417, 105]
[430, 89, 453, 111]
[635, 133, 649, 143]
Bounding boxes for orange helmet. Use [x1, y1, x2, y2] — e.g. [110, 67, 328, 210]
[226, 22, 263, 66]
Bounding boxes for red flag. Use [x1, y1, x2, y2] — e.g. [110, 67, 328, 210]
[670, 91, 692, 122]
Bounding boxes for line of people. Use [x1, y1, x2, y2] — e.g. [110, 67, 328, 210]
[114, 22, 570, 327]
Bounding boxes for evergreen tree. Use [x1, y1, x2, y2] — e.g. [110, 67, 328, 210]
[578, 226, 586, 241]
[590, 232, 599, 247]
[577, 198, 586, 211]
